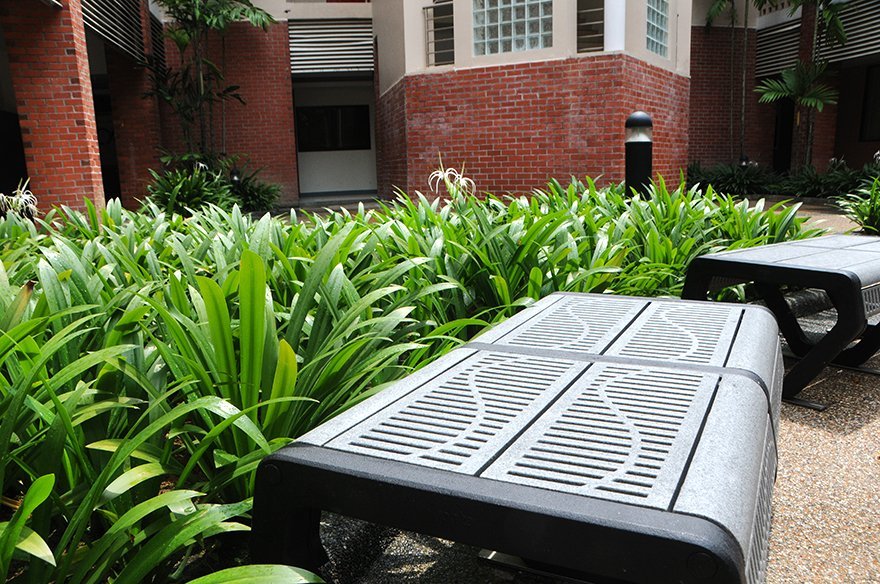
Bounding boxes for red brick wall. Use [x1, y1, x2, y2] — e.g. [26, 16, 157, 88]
[377, 54, 690, 197]
[375, 77, 407, 196]
[689, 26, 774, 168]
[811, 104, 837, 172]
[0, 0, 104, 211]
[161, 22, 299, 206]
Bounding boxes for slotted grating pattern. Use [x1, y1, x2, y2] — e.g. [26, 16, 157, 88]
[327, 352, 583, 473]
[482, 364, 716, 508]
[745, 422, 777, 584]
[497, 295, 644, 353]
[608, 303, 740, 365]
[862, 284, 880, 317]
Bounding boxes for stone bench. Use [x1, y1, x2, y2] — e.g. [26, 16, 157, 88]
[252, 293, 782, 584]
[683, 234, 880, 406]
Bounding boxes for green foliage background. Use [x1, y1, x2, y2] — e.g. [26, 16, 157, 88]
[0, 177, 821, 582]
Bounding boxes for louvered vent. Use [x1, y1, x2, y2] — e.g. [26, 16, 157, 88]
[327, 352, 584, 473]
[482, 364, 717, 508]
[289, 19, 374, 75]
[821, 0, 880, 63]
[82, 0, 145, 61]
[149, 12, 165, 69]
[755, 20, 799, 78]
[756, 0, 880, 77]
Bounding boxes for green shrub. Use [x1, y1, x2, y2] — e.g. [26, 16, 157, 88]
[145, 163, 237, 215]
[836, 178, 880, 233]
[688, 162, 780, 196]
[230, 166, 281, 213]
[0, 175, 823, 582]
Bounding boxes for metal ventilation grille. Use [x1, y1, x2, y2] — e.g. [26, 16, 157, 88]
[757, 0, 880, 77]
[821, 0, 880, 64]
[755, 20, 799, 77]
[745, 421, 776, 584]
[327, 352, 584, 473]
[82, 0, 145, 61]
[607, 303, 741, 365]
[150, 13, 166, 69]
[495, 295, 644, 353]
[482, 364, 717, 508]
[289, 19, 374, 75]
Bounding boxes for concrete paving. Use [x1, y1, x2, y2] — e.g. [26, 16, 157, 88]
[311, 199, 880, 583]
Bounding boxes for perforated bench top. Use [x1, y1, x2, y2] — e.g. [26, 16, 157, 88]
[256, 293, 783, 584]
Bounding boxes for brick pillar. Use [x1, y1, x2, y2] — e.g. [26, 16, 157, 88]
[107, 1, 160, 209]
[0, 0, 104, 211]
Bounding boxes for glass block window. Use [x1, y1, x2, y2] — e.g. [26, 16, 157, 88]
[473, 0, 553, 56]
[646, 0, 669, 57]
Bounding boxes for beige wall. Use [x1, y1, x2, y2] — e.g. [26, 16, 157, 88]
[374, 0, 407, 94]
[377, 0, 692, 94]
[625, 0, 691, 76]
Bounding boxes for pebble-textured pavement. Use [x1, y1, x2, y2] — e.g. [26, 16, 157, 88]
[312, 200, 880, 583]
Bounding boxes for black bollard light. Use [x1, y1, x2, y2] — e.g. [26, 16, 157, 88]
[625, 111, 653, 197]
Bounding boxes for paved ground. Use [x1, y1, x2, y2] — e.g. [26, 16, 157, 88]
[312, 198, 880, 583]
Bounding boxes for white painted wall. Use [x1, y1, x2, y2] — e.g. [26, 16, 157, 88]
[294, 80, 377, 195]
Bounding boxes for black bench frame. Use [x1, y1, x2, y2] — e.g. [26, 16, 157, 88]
[682, 259, 880, 404]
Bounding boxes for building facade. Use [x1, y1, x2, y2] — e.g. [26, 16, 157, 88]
[1, 0, 876, 211]
[688, 0, 880, 173]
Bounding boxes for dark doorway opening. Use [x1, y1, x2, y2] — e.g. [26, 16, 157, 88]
[772, 99, 795, 174]
[0, 26, 28, 195]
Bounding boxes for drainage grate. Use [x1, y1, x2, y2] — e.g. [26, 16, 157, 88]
[606, 302, 742, 365]
[481, 363, 717, 508]
[326, 351, 585, 473]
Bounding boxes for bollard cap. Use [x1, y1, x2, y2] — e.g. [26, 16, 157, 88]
[625, 111, 653, 128]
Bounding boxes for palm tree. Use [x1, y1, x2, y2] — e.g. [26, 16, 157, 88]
[754, 0, 847, 168]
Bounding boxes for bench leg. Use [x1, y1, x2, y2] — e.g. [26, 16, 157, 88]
[780, 288, 866, 399]
[251, 463, 329, 572]
[680, 269, 713, 301]
[753, 282, 813, 357]
[832, 323, 880, 366]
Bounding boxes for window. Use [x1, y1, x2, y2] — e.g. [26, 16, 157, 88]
[577, 0, 603, 53]
[295, 105, 371, 152]
[473, 0, 552, 56]
[426, 0, 455, 66]
[646, 0, 669, 58]
[861, 66, 880, 142]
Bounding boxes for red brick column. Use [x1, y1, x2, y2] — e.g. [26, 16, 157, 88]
[0, 0, 104, 211]
[107, 1, 160, 209]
